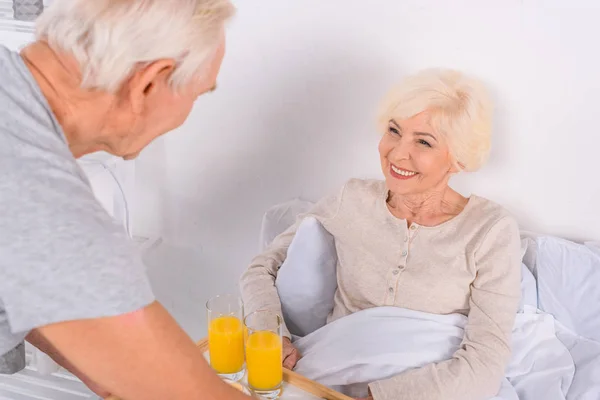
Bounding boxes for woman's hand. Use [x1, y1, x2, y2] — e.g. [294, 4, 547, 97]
[282, 337, 301, 369]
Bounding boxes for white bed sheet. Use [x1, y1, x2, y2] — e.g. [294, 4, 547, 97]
[293, 306, 600, 400]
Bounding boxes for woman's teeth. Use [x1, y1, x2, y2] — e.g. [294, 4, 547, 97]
[391, 165, 417, 176]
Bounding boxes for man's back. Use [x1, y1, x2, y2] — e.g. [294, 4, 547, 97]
[0, 45, 154, 371]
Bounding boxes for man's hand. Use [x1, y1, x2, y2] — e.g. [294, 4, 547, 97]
[282, 337, 301, 370]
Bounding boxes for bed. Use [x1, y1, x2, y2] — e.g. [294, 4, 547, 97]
[263, 199, 600, 400]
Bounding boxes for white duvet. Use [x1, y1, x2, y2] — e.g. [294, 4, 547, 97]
[293, 306, 600, 400]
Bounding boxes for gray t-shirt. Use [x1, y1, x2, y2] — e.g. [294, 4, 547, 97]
[0, 46, 155, 371]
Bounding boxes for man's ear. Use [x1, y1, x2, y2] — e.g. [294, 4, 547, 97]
[125, 59, 176, 114]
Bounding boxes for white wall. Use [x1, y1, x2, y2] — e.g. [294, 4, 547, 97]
[134, 0, 600, 339]
[0, 30, 33, 51]
[2, 0, 598, 340]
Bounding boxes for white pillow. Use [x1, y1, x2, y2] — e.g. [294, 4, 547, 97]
[259, 199, 314, 252]
[535, 236, 600, 342]
[519, 263, 538, 311]
[275, 217, 338, 338]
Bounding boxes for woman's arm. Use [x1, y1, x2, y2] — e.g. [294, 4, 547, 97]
[239, 185, 345, 339]
[240, 222, 299, 339]
[369, 216, 522, 400]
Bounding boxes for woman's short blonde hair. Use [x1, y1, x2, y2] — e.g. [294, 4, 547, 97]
[36, 0, 236, 93]
[377, 69, 493, 172]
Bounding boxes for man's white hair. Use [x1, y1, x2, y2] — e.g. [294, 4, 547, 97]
[36, 0, 236, 92]
[378, 69, 493, 172]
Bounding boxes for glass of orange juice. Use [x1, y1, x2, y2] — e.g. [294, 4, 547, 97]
[244, 310, 283, 399]
[206, 294, 245, 382]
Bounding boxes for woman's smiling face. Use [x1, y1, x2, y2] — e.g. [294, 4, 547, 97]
[379, 111, 457, 196]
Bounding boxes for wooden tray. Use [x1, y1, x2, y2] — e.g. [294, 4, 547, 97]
[105, 338, 352, 400]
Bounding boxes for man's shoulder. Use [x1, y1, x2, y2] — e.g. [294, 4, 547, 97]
[0, 45, 88, 220]
[0, 45, 66, 155]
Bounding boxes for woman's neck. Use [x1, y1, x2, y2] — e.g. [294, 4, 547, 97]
[387, 187, 468, 227]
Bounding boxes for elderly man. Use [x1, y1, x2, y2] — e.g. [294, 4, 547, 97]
[0, 0, 252, 399]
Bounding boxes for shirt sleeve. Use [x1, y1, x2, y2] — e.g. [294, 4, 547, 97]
[239, 184, 346, 338]
[369, 216, 522, 400]
[0, 161, 155, 334]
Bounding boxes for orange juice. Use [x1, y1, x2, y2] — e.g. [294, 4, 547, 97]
[208, 316, 244, 374]
[246, 330, 283, 390]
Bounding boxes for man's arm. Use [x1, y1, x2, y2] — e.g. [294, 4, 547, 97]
[30, 301, 252, 400]
[27, 330, 111, 397]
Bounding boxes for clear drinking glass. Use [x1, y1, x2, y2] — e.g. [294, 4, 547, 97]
[244, 310, 283, 399]
[206, 294, 245, 382]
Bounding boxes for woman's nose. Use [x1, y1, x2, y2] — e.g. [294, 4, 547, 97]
[389, 140, 411, 161]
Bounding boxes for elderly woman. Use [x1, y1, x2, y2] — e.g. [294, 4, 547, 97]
[240, 69, 521, 400]
[0, 1, 252, 399]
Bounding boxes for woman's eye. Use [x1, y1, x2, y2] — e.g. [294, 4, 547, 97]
[389, 126, 400, 135]
[419, 139, 432, 148]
